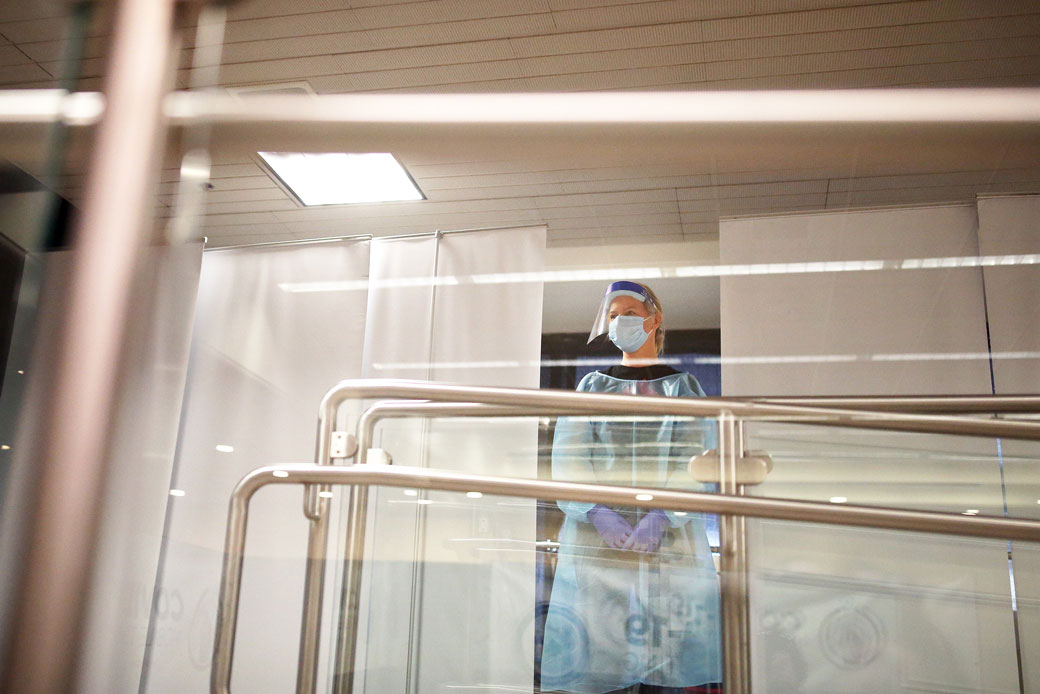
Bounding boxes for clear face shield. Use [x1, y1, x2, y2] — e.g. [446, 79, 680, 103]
[587, 281, 656, 343]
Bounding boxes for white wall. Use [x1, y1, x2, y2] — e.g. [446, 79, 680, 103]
[719, 204, 1021, 694]
[720, 205, 992, 396]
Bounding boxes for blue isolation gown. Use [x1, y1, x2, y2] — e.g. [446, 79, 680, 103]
[540, 368, 722, 693]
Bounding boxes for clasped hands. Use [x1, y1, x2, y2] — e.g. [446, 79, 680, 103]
[588, 504, 669, 553]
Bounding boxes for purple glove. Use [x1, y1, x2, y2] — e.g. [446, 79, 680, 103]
[623, 509, 669, 553]
[587, 505, 633, 549]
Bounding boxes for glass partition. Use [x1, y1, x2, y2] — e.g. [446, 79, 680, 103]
[743, 422, 1022, 693]
[1001, 438, 1040, 693]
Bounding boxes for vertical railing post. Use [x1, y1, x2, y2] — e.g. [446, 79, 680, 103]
[0, 0, 178, 691]
[718, 413, 751, 694]
[332, 407, 374, 694]
[332, 483, 369, 694]
[297, 396, 339, 694]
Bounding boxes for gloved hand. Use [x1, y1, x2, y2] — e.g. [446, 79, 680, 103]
[623, 508, 669, 553]
[587, 505, 634, 549]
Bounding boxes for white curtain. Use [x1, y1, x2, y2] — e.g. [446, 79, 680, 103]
[143, 226, 546, 694]
[354, 226, 546, 694]
[142, 239, 372, 694]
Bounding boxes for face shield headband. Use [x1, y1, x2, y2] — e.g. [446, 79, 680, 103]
[587, 281, 656, 344]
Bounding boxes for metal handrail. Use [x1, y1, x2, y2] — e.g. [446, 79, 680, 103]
[293, 380, 1040, 694]
[213, 462, 1040, 694]
[357, 401, 583, 464]
[317, 380, 1040, 443]
[752, 394, 1040, 414]
[354, 396, 1040, 463]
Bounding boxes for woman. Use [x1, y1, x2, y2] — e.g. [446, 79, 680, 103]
[540, 281, 722, 694]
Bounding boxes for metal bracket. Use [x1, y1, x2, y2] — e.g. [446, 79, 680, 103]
[330, 432, 358, 460]
[689, 449, 773, 485]
[366, 448, 393, 465]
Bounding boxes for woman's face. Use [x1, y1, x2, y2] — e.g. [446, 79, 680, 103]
[608, 295, 659, 332]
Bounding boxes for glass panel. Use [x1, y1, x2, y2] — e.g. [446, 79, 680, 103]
[744, 422, 1019, 694]
[345, 474, 724, 694]
[1001, 438, 1040, 692]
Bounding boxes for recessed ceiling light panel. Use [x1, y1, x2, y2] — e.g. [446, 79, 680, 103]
[258, 151, 425, 206]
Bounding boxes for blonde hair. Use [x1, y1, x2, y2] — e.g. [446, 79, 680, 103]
[631, 281, 665, 355]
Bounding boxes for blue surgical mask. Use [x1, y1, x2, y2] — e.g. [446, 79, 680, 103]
[608, 315, 651, 353]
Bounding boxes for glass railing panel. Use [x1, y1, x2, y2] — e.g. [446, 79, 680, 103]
[340, 411, 721, 694]
[742, 422, 1019, 694]
[350, 414, 544, 694]
[1000, 438, 1040, 693]
[345, 480, 724, 694]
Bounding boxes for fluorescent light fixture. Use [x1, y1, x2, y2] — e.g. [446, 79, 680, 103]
[829, 496, 848, 504]
[169, 489, 186, 497]
[635, 494, 654, 501]
[674, 512, 687, 517]
[257, 152, 424, 206]
[215, 444, 234, 453]
[318, 491, 334, 499]
[466, 491, 483, 499]
[963, 509, 980, 515]
[0, 445, 9, 451]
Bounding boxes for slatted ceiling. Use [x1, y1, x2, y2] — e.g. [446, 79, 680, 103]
[159, 187, 288, 207]
[0, 17, 66, 45]
[833, 180, 1040, 205]
[828, 186, 1001, 207]
[342, 50, 1040, 93]
[215, 34, 513, 70]
[409, 161, 847, 181]
[682, 180, 831, 200]
[553, 221, 686, 237]
[16, 36, 85, 63]
[934, 73, 1040, 87]
[0, 0, 64, 23]
[420, 176, 830, 199]
[550, 211, 682, 228]
[552, 233, 689, 247]
[275, 208, 550, 232]
[221, 11, 554, 48]
[828, 168, 1040, 192]
[5, 3, 1040, 247]
[196, 211, 287, 227]
[193, 198, 301, 216]
[681, 192, 830, 211]
[160, 176, 276, 196]
[226, 0, 552, 29]
[254, 197, 681, 224]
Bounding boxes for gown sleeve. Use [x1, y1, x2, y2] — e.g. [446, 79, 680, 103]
[551, 373, 599, 522]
